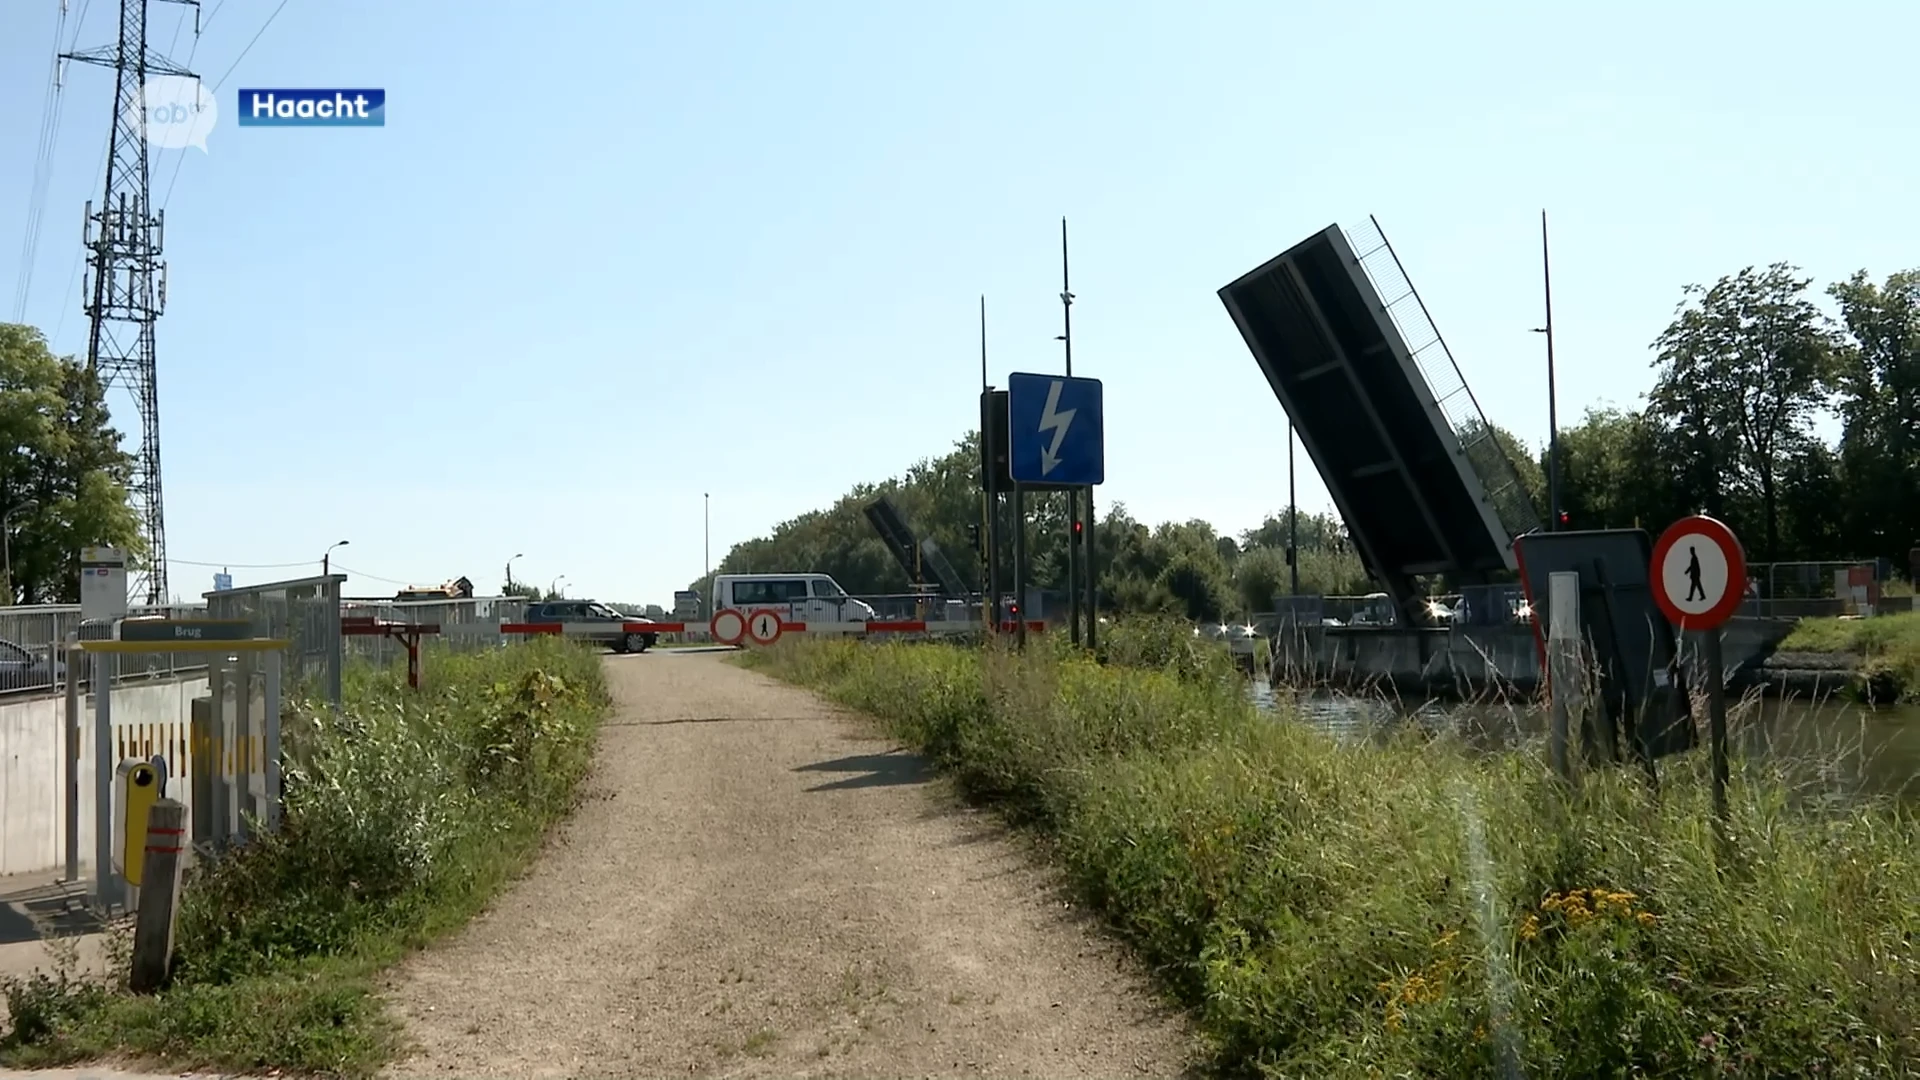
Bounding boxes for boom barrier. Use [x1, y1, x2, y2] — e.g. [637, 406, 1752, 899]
[475, 607, 1045, 648]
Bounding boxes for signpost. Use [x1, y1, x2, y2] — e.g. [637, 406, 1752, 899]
[1006, 373, 1106, 649]
[1650, 515, 1747, 823]
[1007, 373, 1105, 487]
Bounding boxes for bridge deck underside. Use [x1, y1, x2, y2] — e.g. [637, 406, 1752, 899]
[1220, 226, 1513, 613]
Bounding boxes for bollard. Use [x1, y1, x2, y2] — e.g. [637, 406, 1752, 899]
[116, 758, 162, 910]
[1545, 571, 1583, 784]
[129, 799, 187, 993]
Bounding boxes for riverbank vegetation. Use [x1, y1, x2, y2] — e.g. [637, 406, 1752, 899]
[1781, 612, 1920, 703]
[0, 637, 609, 1077]
[685, 262, 1917, 620]
[745, 632, 1920, 1077]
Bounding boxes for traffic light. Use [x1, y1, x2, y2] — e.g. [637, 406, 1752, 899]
[1558, 510, 1570, 526]
[1071, 519, 1083, 537]
[967, 522, 982, 553]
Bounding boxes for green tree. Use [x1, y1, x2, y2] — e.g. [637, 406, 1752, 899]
[1648, 265, 1837, 561]
[0, 323, 141, 604]
[1826, 268, 1920, 566]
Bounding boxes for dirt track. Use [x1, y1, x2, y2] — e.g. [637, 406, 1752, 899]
[382, 650, 1194, 1079]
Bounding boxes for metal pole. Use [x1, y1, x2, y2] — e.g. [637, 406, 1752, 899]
[1542, 209, 1561, 529]
[263, 649, 283, 832]
[64, 637, 80, 882]
[1013, 484, 1028, 650]
[1083, 488, 1097, 653]
[1288, 421, 1300, 596]
[981, 297, 1002, 634]
[1059, 218, 1080, 647]
[704, 493, 711, 584]
[93, 651, 115, 910]
[1703, 627, 1729, 823]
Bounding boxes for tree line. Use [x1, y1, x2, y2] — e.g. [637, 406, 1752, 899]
[0, 323, 142, 605]
[688, 262, 1918, 619]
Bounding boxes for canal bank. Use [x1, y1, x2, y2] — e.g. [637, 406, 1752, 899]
[1265, 617, 1887, 701]
[745, 636, 1920, 1075]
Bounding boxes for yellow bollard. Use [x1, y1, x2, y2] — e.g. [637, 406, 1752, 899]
[119, 760, 161, 887]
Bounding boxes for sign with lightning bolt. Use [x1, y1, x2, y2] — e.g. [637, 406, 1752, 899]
[1006, 372, 1105, 486]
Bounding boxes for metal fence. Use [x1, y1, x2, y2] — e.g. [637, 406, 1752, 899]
[338, 594, 529, 668]
[0, 602, 209, 695]
[1344, 217, 1542, 540]
[204, 575, 345, 706]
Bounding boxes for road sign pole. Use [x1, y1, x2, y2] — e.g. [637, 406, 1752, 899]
[1702, 627, 1729, 823]
[1013, 484, 1028, 650]
[1067, 487, 1081, 647]
[1650, 514, 1746, 828]
[1084, 486, 1098, 655]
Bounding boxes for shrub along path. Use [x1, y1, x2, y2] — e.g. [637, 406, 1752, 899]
[383, 650, 1194, 1078]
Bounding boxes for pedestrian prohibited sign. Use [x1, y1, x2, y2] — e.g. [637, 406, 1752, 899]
[747, 610, 784, 646]
[1650, 515, 1747, 630]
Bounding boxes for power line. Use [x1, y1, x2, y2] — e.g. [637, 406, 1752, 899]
[209, 0, 289, 92]
[168, 556, 313, 569]
[158, 0, 284, 214]
[330, 563, 421, 587]
[14, 1, 74, 322]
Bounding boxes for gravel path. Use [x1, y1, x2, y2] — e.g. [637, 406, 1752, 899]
[381, 650, 1195, 1079]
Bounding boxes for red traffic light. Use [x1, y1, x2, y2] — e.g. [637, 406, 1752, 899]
[1072, 520, 1083, 535]
[1558, 511, 1570, 525]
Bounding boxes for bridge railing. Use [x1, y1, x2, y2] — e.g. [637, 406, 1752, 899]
[1344, 216, 1543, 540]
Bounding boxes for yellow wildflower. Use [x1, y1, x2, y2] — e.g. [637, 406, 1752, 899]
[1636, 911, 1659, 927]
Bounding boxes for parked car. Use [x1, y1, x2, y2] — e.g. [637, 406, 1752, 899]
[522, 600, 657, 653]
[0, 638, 64, 693]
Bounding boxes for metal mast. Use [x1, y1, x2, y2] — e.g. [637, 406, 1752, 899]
[62, 0, 199, 605]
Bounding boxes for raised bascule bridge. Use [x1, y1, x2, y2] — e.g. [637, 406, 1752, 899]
[1218, 216, 1540, 630]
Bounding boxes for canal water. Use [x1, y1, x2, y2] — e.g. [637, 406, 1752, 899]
[1252, 681, 1920, 805]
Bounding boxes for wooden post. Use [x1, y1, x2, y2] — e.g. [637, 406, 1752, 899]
[129, 798, 188, 993]
[1546, 571, 1582, 784]
[1702, 627, 1729, 824]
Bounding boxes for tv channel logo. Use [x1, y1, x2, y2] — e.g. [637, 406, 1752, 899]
[237, 89, 386, 128]
[127, 75, 218, 152]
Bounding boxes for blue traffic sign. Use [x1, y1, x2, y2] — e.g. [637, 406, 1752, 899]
[1007, 372, 1105, 486]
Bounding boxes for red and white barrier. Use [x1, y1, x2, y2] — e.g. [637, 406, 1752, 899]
[485, 607, 1044, 648]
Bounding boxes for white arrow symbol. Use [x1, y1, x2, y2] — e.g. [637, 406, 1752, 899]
[1038, 380, 1076, 476]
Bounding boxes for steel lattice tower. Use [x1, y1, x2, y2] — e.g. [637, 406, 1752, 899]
[62, 0, 198, 605]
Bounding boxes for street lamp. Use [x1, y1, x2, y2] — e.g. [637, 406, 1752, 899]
[506, 552, 524, 591]
[2, 499, 39, 604]
[550, 575, 567, 598]
[322, 539, 350, 577]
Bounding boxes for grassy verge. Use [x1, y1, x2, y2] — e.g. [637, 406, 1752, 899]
[1780, 611, 1920, 702]
[0, 637, 610, 1077]
[743, 629, 1920, 1078]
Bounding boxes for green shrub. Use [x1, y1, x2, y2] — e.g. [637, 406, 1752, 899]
[0, 637, 609, 1076]
[747, 634, 1920, 1077]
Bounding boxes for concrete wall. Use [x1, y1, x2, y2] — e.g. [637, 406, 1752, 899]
[0, 676, 208, 878]
[1271, 617, 1800, 699]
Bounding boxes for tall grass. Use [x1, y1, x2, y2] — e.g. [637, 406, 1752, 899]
[0, 637, 609, 1077]
[746, 635, 1920, 1078]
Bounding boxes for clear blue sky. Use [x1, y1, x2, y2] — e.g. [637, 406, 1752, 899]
[3, 0, 1915, 607]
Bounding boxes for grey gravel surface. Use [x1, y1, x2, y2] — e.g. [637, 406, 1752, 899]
[381, 650, 1196, 1079]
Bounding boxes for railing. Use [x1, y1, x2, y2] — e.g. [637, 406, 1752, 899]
[0, 602, 210, 697]
[1344, 216, 1542, 540]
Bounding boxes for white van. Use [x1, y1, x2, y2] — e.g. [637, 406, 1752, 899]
[710, 572, 878, 624]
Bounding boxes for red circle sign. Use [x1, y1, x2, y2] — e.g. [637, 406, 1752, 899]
[747, 609, 784, 646]
[1650, 515, 1747, 630]
[709, 608, 747, 646]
